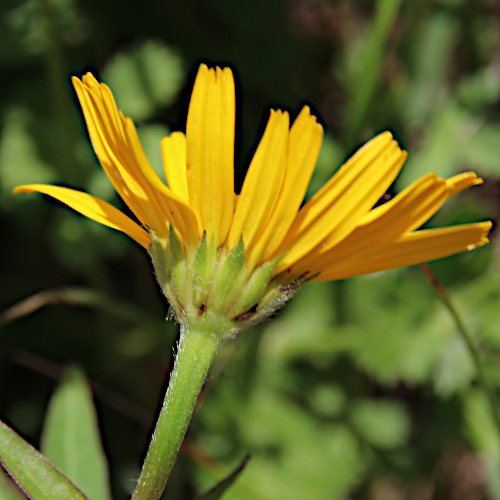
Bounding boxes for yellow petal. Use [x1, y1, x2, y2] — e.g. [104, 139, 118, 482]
[247, 106, 324, 268]
[161, 132, 188, 202]
[74, 76, 157, 228]
[14, 184, 151, 248]
[228, 109, 290, 263]
[286, 171, 483, 279]
[73, 75, 199, 245]
[313, 222, 492, 282]
[275, 132, 407, 273]
[120, 114, 200, 245]
[186, 64, 235, 246]
[447, 171, 483, 195]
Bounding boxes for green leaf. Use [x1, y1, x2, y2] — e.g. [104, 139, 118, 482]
[403, 13, 458, 123]
[433, 334, 475, 396]
[0, 466, 25, 500]
[103, 41, 184, 121]
[463, 123, 500, 177]
[397, 99, 471, 187]
[40, 367, 111, 500]
[198, 455, 250, 500]
[0, 107, 55, 206]
[349, 399, 410, 449]
[0, 419, 88, 500]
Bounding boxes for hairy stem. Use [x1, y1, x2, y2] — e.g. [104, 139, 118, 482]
[131, 326, 222, 500]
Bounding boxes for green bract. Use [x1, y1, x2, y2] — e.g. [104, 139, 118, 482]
[149, 230, 296, 339]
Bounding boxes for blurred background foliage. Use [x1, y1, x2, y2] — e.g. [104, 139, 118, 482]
[1, 0, 500, 498]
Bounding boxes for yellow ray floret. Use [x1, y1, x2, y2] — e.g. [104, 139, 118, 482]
[186, 64, 235, 246]
[14, 184, 151, 248]
[314, 222, 492, 282]
[228, 109, 290, 257]
[72, 74, 200, 246]
[161, 132, 188, 202]
[274, 133, 408, 274]
[14, 63, 491, 288]
[244, 106, 324, 270]
[280, 169, 486, 281]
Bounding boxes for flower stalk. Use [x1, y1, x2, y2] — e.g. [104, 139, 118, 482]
[421, 263, 500, 431]
[131, 325, 223, 500]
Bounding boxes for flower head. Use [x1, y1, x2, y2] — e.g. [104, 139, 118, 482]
[15, 64, 491, 336]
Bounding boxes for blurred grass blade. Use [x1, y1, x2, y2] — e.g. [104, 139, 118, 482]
[0, 419, 88, 500]
[0, 287, 163, 334]
[344, 0, 402, 147]
[41, 366, 111, 500]
[198, 455, 250, 500]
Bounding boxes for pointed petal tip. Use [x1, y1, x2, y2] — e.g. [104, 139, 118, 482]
[357, 130, 394, 155]
[471, 221, 493, 248]
[469, 236, 490, 251]
[222, 66, 234, 80]
[446, 171, 484, 195]
[481, 220, 493, 232]
[13, 184, 43, 195]
[81, 73, 95, 85]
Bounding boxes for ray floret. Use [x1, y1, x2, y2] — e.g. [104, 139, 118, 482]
[14, 63, 491, 330]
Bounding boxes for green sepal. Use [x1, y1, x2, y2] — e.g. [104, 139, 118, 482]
[257, 266, 297, 314]
[168, 225, 185, 264]
[191, 234, 218, 309]
[191, 233, 208, 307]
[149, 230, 169, 296]
[256, 283, 285, 313]
[210, 239, 246, 313]
[228, 257, 280, 318]
[168, 225, 189, 314]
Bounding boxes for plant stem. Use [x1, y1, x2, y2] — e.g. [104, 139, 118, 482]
[421, 264, 500, 431]
[131, 326, 222, 500]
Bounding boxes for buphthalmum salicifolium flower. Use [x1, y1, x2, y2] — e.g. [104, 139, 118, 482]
[15, 64, 491, 338]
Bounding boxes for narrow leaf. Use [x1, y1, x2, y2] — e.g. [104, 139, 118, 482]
[0, 420, 87, 500]
[41, 367, 111, 500]
[198, 455, 250, 500]
[0, 466, 25, 500]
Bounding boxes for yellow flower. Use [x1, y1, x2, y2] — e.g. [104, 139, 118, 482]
[14, 64, 491, 330]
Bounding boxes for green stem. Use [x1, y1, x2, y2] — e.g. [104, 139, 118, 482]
[421, 264, 500, 431]
[131, 326, 222, 500]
